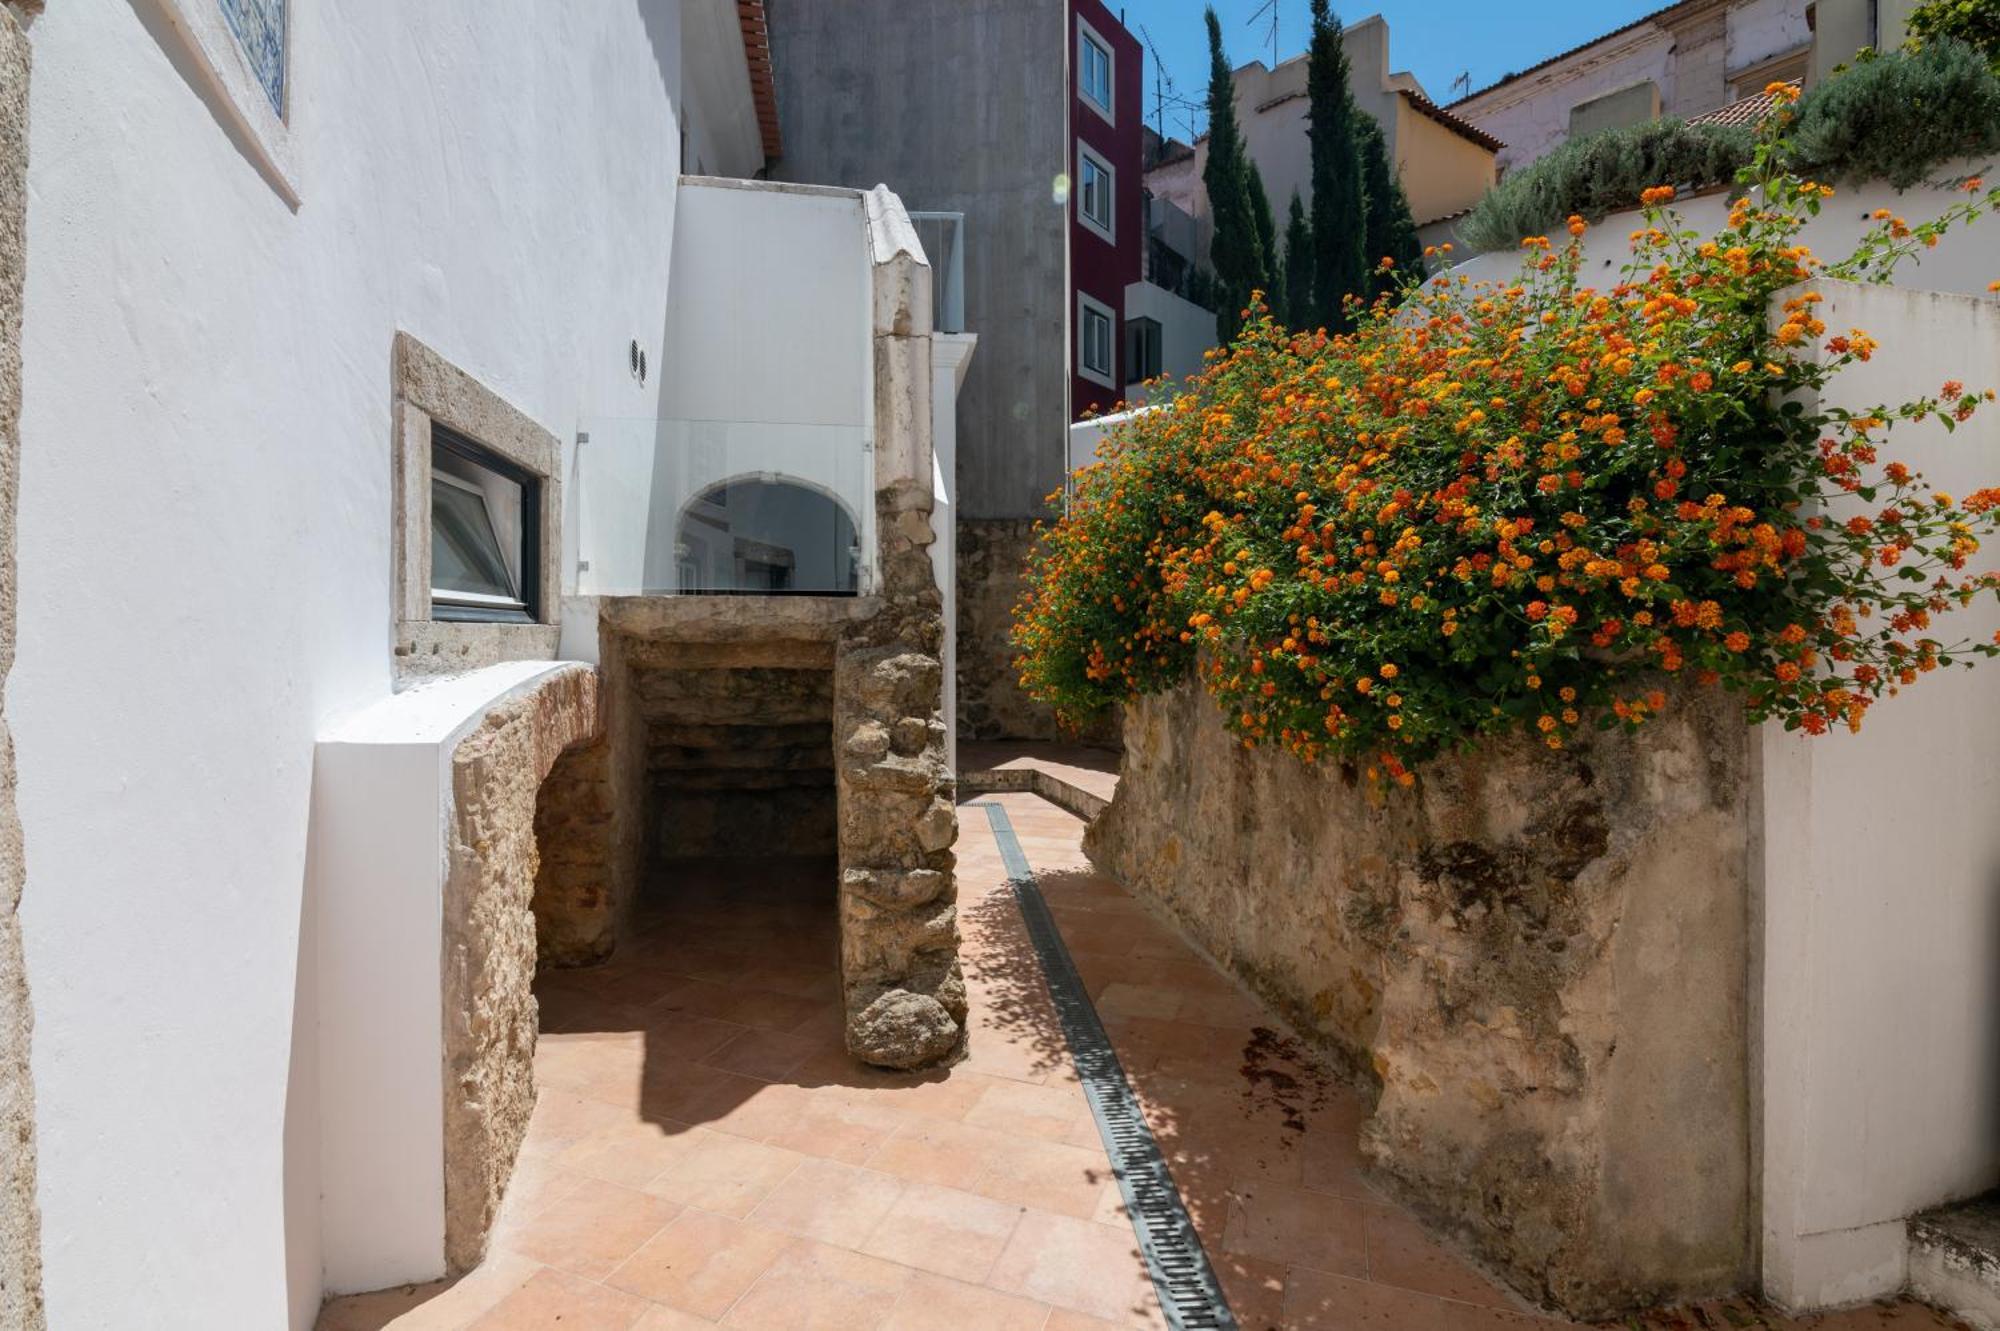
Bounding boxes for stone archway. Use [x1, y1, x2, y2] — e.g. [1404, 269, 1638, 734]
[438, 666, 601, 1273]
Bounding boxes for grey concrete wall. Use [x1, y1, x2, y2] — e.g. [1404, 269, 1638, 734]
[0, 8, 43, 1327]
[766, 0, 1068, 521]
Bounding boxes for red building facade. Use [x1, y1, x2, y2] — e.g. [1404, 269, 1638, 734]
[1069, 0, 1144, 420]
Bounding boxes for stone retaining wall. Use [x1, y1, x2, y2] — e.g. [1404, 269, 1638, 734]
[1085, 676, 1755, 1317]
[956, 518, 1114, 746]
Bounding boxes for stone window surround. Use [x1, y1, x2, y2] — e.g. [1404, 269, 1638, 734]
[393, 333, 562, 679]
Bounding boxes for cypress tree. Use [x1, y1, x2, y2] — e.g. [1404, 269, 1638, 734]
[1202, 7, 1266, 341]
[1355, 114, 1425, 300]
[1306, 0, 1367, 331]
[1283, 191, 1315, 329]
[1247, 159, 1279, 323]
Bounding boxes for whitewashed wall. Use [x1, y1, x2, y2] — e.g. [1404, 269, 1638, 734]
[1759, 281, 2000, 1310]
[12, 2, 689, 1327]
[1448, 168, 2000, 300]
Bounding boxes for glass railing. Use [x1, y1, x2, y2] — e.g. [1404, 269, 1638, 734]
[571, 417, 876, 598]
[907, 211, 966, 334]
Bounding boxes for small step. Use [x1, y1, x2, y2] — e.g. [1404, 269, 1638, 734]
[1911, 1193, 2000, 1330]
[958, 742, 1118, 821]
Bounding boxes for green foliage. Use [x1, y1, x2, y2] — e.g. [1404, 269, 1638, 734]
[1907, 0, 2000, 67]
[1203, 7, 1268, 342]
[1458, 118, 1754, 254]
[1790, 38, 2000, 186]
[1355, 114, 1425, 296]
[1458, 41, 2000, 253]
[1307, 0, 1367, 331]
[1283, 191, 1315, 327]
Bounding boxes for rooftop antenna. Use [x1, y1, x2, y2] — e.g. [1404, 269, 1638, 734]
[1137, 22, 1205, 143]
[1450, 69, 1471, 100]
[1247, 0, 1280, 65]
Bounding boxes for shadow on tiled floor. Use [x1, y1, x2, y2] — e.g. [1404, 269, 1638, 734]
[318, 797, 1972, 1331]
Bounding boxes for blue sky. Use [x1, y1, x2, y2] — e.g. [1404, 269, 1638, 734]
[1122, 0, 1666, 139]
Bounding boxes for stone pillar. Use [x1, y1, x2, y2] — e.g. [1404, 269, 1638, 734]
[834, 189, 965, 1069]
[0, 8, 45, 1325]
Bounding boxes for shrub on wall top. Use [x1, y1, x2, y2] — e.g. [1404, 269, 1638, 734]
[1457, 41, 2000, 252]
[1012, 96, 2000, 783]
[1458, 120, 1754, 255]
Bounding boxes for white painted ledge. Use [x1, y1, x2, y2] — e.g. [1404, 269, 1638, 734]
[308, 661, 589, 1294]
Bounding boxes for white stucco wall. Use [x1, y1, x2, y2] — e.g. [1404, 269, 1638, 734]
[1124, 279, 1215, 401]
[1447, 169, 2000, 299]
[12, 2, 687, 1327]
[1759, 281, 2000, 1310]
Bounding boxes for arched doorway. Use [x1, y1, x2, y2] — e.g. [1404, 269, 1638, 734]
[673, 474, 861, 595]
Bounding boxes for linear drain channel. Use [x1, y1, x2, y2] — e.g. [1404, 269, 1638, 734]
[977, 801, 1239, 1331]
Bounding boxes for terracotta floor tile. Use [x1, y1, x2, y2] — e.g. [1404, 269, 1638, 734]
[759, 1095, 912, 1166]
[880, 1271, 1052, 1331]
[605, 1211, 790, 1320]
[526, 1089, 641, 1152]
[1365, 1206, 1519, 1309]
[554, 1118, 705, 1191]
[499, 1177, 680, 1280]
[1222, 1181, 1368, 1277]
[465, 1267, 651, 1331]
[641, 1015, 754, 1068]
[746, 1157, 906, 1247]
[631, 1306, 721, 1331]
[1284, 1268, 1452, 1329]
[857, 1180, 1025, 1283]
[314, 1250, 541, 1330]
[1094, 982, 1186, 1021]
[1210, 1253, 1290, 1331]
[865, 1117, 1018, 1191]
[986, 1209, 1161, 1325]
[969, 1135, 1116, 1220]
[962, 1077, 1093, 1142]
[637, 1058, 770, 1126]
[698, 1027, 819, 1082]
[719, 1238, 911, 1329]
[644, 1130, 806, 1219]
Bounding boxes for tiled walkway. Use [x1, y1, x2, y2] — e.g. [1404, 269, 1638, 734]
[320, 793, 1968, 1331]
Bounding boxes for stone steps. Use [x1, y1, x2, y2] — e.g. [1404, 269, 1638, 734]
[1910, 1195, 2000, 1330]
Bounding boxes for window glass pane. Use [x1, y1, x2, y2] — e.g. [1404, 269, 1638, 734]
[1082, 36, 1111, 108]
[432, 481, 517, 601]
[1081, 156, 1111, 229]
[1083, 307, 1112, 375]
[674, 477, 860, 595]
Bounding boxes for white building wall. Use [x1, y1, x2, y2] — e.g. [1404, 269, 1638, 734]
[1447, 170, 2000, 299]
[1759, 281, 2000, 1310]
[11, 2, 686, 1327]
[1124, 279, 1215, 400]
[1728, 0, 1812, 74]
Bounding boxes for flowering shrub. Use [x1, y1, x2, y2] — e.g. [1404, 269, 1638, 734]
[1013, 91, 2000, 783]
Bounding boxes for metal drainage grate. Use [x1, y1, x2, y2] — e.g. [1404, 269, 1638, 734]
[977, 801, 1239, 1331]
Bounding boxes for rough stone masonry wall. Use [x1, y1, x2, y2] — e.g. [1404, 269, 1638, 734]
[442, 665, 600, 1272]
[532, 632, 645, 967]
[1085, 676, 1754, 1317]
[833, 187, 966, 1069]
[639, 666, 836, 860]
[957, 518, 1115, 746]
[0, 9, 43, 1326]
